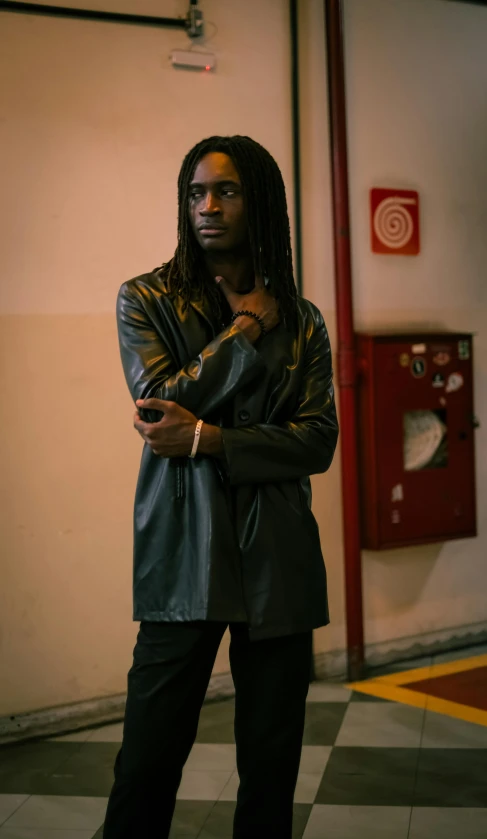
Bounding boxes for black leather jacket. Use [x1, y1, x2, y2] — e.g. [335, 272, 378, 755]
[116, 269, 339, 640]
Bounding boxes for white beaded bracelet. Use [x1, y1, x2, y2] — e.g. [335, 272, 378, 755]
[189, 419, 204, 459]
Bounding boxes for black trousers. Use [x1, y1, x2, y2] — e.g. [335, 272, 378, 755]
[103, 621, 312, 839]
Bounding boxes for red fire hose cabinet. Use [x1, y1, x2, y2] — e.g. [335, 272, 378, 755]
[356, 332, 477, 550]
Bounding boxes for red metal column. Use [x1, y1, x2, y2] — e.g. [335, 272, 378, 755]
[324, 0, 364, 681]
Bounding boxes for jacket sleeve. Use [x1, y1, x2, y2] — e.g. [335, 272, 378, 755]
[220, 320, 339, 484]
[116, 281, 265, 421]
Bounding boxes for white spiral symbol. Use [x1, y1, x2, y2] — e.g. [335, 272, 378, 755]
[373, 196, 416, 249]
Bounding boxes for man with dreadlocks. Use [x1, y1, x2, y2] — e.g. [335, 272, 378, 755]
[104, 135, 338, 839]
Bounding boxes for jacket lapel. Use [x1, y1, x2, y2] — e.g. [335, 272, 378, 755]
[154, 268, 222, 359]
[189, 294, 219, 338]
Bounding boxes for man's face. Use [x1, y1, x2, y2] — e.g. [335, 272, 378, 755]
[188, 152, 249, 253]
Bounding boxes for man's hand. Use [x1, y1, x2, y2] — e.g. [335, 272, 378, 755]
[216, 274, 280, 342]
[134, 398, 198, 457]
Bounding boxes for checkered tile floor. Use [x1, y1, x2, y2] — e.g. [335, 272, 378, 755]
[1, 646, 487, 838]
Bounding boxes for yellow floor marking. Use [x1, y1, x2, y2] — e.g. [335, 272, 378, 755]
[347, 653, 487, 727]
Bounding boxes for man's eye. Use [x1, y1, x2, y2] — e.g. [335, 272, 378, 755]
[222, 189, 236, 196]
[190, 191, 204, 199]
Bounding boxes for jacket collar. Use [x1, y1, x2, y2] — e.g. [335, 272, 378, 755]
[153, 266, 223, 337]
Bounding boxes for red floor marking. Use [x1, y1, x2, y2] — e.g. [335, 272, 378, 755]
[403, 665, 487, 711]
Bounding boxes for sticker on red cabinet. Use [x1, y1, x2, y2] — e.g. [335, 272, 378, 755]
[399, 353, 410, 368]
[446, 372, 464, 393]
[433, 351, 451, 366]
[411, 357, 426, 378]
[391, 484, 404, 502]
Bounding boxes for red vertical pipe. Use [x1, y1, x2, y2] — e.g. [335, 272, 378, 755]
[324, 0, 364, 681]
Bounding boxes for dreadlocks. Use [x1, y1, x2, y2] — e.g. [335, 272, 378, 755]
[159, 135, 298, 330]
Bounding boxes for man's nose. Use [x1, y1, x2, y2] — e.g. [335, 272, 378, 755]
[200, 193, 221, 215]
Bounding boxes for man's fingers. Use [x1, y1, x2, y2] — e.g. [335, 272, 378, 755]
[134, 412, 158, 436]
[133, 414, 151, 435]
[215, 275, 238, 304]
[134, 418, 158, 452]
[215, 275, 230, 297]
[135, 398, 176, 414]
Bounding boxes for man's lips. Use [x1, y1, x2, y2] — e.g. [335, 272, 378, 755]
[199, 224, 227, 232]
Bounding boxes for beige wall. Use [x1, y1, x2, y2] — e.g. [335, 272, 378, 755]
[300, 0, 487, 664]
[0, 0, 294, 716]
[1, 0, 486, 717]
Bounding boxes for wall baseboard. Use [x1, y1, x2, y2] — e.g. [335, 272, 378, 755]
[2, 622, 486, 745]
[313, 620, 487, 680]
[0, 671, 236, 746]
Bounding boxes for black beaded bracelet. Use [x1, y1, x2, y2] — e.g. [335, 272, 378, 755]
[231, 310, 268, 337]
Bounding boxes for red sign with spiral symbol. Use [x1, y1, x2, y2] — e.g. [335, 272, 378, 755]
[370, 188, 420, 255]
